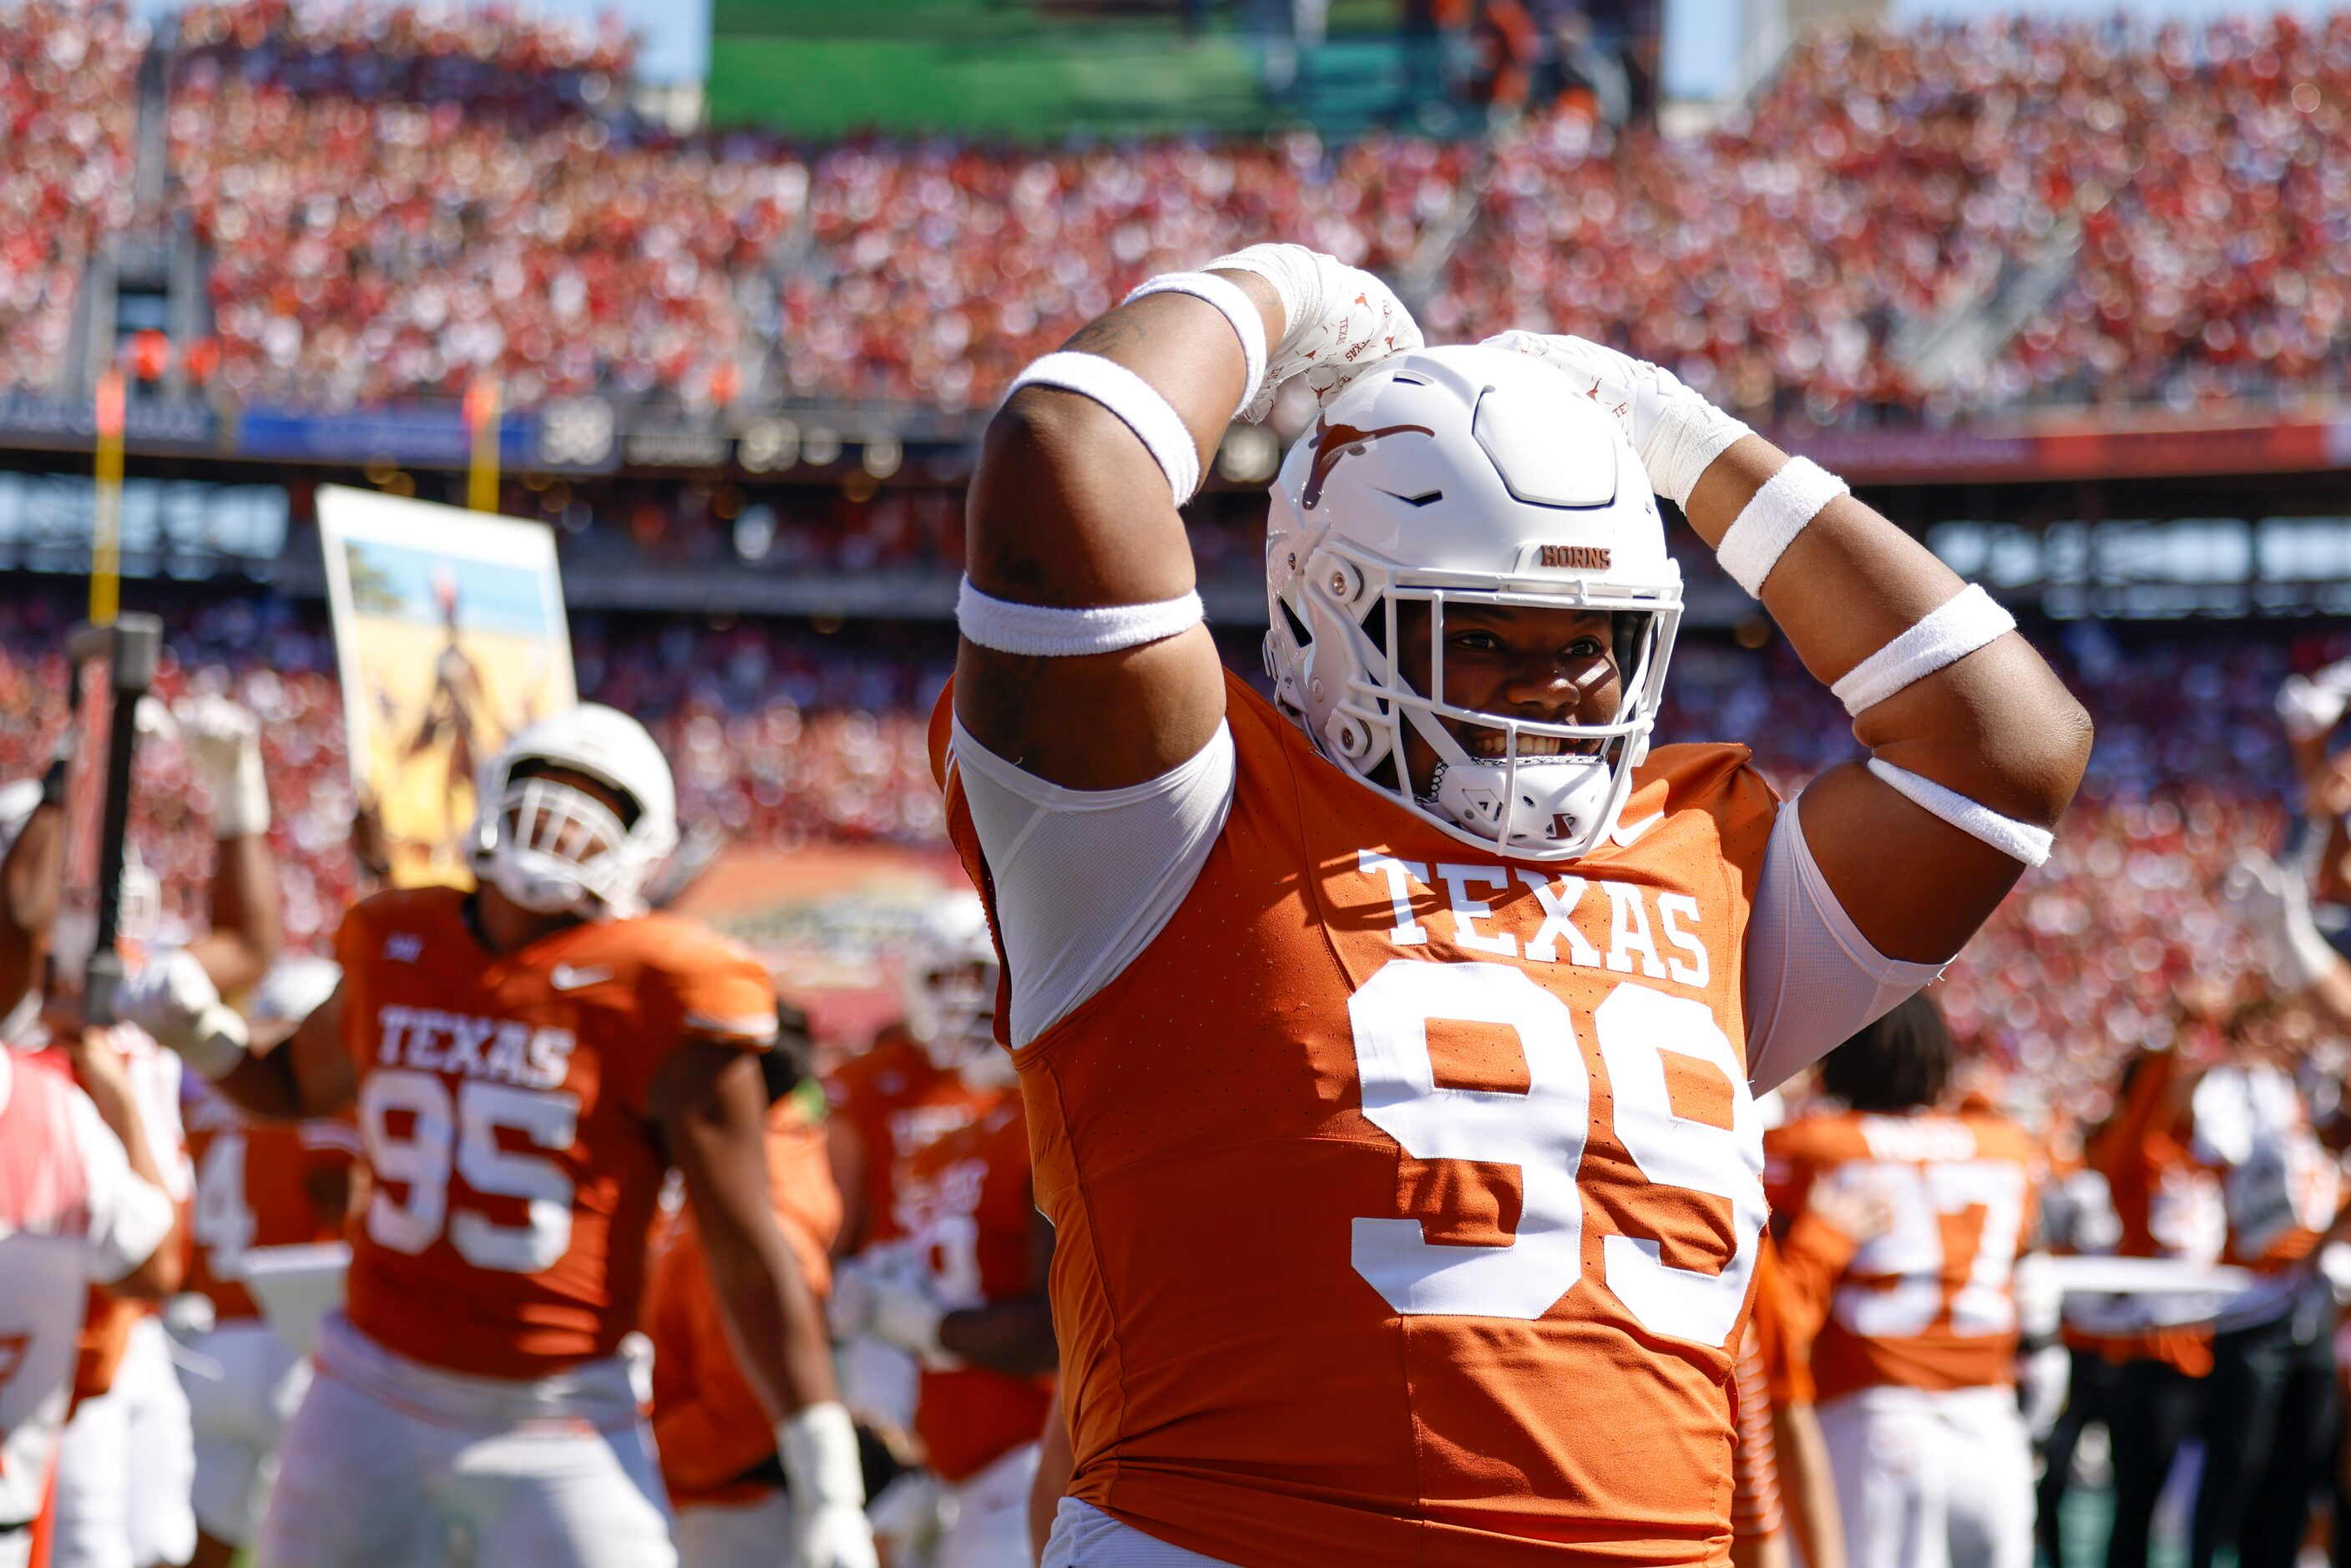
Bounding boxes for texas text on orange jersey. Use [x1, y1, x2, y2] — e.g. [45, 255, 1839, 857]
[333, 886, 777, 1379]
[825, 1027, 999, 1249]
[648, 1093, 842, 1509]
[941, 673, 1778, 1567]
[1763, 1109, 2040, 1404]
[895, 1090, 1052, 1485]
[185, 1084, 361, 1323]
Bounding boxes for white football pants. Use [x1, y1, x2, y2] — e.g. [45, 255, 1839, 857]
[1818, 1383, 2035, 1568]
[675, 1489, 792, 1568]
[254, 1313, 674, 1568]
[939, 1441, 1043, 1568]
[53, 1317, 197, 1568]
[177, 1319, 311, 1546]
[1041, 1499, 1238, 1568]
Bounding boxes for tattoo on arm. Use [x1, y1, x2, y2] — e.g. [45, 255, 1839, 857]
[1060, 315, 1146, 356]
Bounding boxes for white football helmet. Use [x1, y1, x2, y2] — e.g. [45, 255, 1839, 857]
[901, 892, 1006, 1082]
[1263, 344, 1682, 860]
[471, 704, 678, 918]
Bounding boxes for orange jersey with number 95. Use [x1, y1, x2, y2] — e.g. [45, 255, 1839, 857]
[940, 673, 1779, 1568]
[333, 887, 776, 1380]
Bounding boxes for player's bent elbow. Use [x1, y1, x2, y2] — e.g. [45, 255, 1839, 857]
[2005, 689, 2095, 826]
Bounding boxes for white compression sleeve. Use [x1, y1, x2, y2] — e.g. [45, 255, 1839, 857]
[1743, 796, 1947, 1094]
[949, 718, 1235, 1045]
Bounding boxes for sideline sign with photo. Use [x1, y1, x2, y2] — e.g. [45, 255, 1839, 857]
[318, 487, 575, 888]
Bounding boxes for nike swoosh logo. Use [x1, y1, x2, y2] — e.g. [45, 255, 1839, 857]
[549, 964, 613, 992]
[1610, 812, 1664, 848]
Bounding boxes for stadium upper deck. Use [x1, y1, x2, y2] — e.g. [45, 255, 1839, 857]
[13, 1, 2351, 431]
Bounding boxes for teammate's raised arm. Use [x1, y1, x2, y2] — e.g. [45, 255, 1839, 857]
[0, 760, 64, 1026]
[958, 245, 1419, 788]
[175, 696, 282, 999]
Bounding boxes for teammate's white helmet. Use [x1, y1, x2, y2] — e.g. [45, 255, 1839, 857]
[901, 892, 1004, 1077]
[1263, 344, 1682, 861]
[471, 704, 678, 918]
[245, 955, 341, 1048]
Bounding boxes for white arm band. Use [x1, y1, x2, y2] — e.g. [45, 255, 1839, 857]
[1831, 584, 2016, 716]
[1867, 758, 2054, 866]
[956, 577, 1204, 658]
[1124, 271, 1267, 424]
[1005, 351, 1201, 503]
[1716, 456, 1848, 598]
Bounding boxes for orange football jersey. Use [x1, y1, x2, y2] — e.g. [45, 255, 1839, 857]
[649, 1092, 842, 1509]
[896, 1090, 1054, 1485]
[333, 886, 777, 1380]
[825, 1028, 998, 1251]
[185, 1084, 361, 1323]
[940, 673, 1779, 1567]
[1763, 1110, 2039, 1405]
[2074, 1050, 2222, 1375]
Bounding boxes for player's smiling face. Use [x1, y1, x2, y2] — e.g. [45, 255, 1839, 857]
[1393, 602, 1622, 787]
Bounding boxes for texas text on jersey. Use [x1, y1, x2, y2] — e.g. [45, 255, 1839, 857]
[944, 672, 1777, 1565]
[827, 1026, 1000, 1251]
[333, 884, 777, 1378]
[895, 1091, 1053, 1487]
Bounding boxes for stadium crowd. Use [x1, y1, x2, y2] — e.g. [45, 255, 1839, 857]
[0, 1, 2336, 421]
[0, 583, 2336, 1133]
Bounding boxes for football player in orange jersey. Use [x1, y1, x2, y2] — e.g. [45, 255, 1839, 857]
[826, 894, 1019, 1454]
[938, 240, 2090, 1565]
[2045, 1044, 2222, 1568]
[28, 695, 284, 1568]
[832, 1086, 1054, 1567]
[649, 1001, 849, 1568]
[126, 705, 875, 1568]
[175, 955, 360, 1568]
[1764, 995, 2041, 1568]
[2182, 996, 2343, 1568]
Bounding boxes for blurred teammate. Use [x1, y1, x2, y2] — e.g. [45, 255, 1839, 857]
[2041, 1042, 2221, 1568]
[0, 1014, 182, 1567]
[126, 704, 874, 1568]
[939, 240, 2088, 1563]
[649, 1002, 846, 1567]
[2182, 997, 2342, 1568]
[1765, 995, 2041, 1568]
[833, 1077, 1054, 1566]
[824, 895, 1014, 1448]
[175, 955, 359, 1568]
[41, 696, 281, 1568]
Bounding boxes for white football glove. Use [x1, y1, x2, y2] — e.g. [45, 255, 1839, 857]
[1203, 244, 1423, 422]
[2277, 660, 2351, 742]
[831, 1243, 956, 1364]
[117, 949, 250, 1080]
[174, 695, 270, 840]
[2223, 848, 2342, 993]
[778, 1402, 878, 1568]
[1480, 330, 1751, 508]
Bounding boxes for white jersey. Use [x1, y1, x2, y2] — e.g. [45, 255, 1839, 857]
[0, 1050, 175, 1529]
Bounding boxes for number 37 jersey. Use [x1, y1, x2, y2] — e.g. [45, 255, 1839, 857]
[333, 887, 777, 1380]
[943, 678, 1780, 1567]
